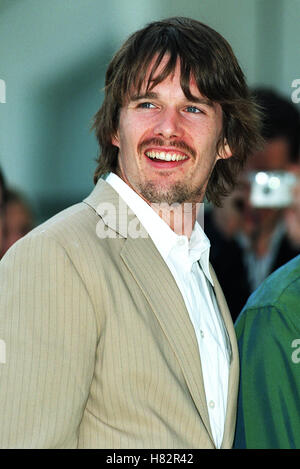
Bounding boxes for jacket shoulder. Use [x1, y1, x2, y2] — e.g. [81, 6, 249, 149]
[2, 201, 101, 256]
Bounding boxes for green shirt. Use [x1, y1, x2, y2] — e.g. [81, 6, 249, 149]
[234, 254, 300, 449]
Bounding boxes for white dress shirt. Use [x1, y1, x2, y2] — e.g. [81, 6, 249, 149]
[105, 172, 230, 448]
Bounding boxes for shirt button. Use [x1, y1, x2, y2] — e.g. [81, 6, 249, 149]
[178, 237, 186, 246]
[200, 330, 204, 338]
[209, 400, 215, 409]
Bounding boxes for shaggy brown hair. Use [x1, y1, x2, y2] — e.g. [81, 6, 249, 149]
[93, 17, 262, 206]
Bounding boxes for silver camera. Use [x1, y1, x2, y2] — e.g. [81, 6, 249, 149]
[249, 171, 297, 208]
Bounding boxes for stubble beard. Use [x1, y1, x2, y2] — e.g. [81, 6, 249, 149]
[137, 179, 205, 206]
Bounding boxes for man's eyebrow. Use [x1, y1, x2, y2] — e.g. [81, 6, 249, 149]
[130, 91, 158, 101]
[130, 91, 213, 107]
[188, 95, 214, 107]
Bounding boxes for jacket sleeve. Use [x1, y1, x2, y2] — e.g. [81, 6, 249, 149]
[0, 233, 98, 448]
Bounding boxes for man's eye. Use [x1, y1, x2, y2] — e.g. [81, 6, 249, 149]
[138, 102, 156, 109]
[185, 106, 202, 113]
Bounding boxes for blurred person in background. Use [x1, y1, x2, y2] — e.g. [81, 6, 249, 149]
[241, 89, 300, 291]
[284, 172, 300, 249]
[229, 91, 300, 448]
[205, 89, 300, 322]
[1, 189, 34, 257]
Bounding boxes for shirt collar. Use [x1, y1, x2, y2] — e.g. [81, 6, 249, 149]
[166, 221, 213, 284]
[105, 172, 213, 285]
[189, 221, 213, 284]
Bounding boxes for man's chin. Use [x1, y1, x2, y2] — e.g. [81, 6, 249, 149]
[138, 181, 203, 206]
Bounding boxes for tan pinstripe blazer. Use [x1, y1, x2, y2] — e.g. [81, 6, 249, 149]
[0, 179, 239, 449]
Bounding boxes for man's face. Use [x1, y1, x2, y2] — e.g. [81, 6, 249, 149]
[112, 57, 231, 205]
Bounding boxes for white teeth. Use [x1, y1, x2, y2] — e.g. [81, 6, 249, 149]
[145, 151, 188, 161]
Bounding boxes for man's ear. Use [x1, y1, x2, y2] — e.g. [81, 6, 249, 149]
[217, 139, 232, 160]
[111, 132, 120, 148]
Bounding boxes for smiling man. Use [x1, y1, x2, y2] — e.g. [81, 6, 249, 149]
[112, 59, 229, 208]
[0, 18, 261, 449]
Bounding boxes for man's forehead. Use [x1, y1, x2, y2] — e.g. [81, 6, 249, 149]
[141, 55, 189, 90]
[128, 57, 212, 105]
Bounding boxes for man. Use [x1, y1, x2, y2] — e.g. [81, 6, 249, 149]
[206, 89, 300, 321]
[0, 17, 261, 448]
[234, 254, 300, 448]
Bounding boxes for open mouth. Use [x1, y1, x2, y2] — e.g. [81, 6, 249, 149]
[144, 150, 189, 168]
[145, 150, 188, 162]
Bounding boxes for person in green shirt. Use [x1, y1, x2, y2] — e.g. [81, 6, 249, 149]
[234, 254, 300, 448]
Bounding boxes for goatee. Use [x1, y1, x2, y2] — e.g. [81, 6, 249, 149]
[138, 180, 204, 205]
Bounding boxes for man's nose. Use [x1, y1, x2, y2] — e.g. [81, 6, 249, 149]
[153, 108, 183, 139]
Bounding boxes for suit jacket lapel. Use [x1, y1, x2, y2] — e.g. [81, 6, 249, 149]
[84, 179, 214, 443]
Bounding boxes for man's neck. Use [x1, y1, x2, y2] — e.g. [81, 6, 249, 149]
[150, 201, 201, 239]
